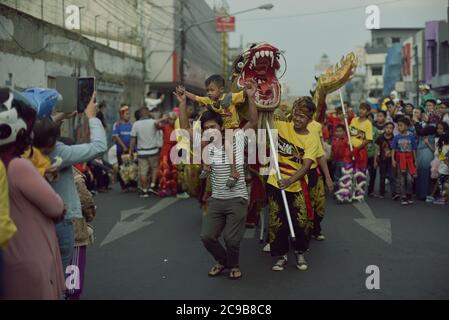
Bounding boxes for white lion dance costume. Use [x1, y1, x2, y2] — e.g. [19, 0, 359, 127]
[335, 164, 368, 203]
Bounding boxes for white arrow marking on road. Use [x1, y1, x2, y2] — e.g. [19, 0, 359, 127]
[120, 206, 147, 220]
[100, 198, 179, 247]
[352, 201, 392, 244]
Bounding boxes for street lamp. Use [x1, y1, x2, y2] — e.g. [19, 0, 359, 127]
[106, 21, 113, 47]
[179, 3, 274, 84]
[95, 15, 101, 42]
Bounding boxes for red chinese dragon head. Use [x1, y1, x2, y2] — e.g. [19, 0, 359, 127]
[231, 43, 357, 127]
[231, 42, 282, 129]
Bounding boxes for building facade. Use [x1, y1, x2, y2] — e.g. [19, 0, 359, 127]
[0, 3, 145, 141]
[364, 28, 423, 100]
[425, 4, 449, 97]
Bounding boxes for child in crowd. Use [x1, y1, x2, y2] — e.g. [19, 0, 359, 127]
[367, 114, 379, 196]
[327, 107, 351, 137]
[179, 76, 248, 188]
[392, 117, 417, 205]
[67, 166, 96, 300]
[331, 124, 351, 191]
[434, 133, 449, 204]
[338, 103, 373, 202]
[375, 110, 388, 135]
[375, 122, 397, 199]
[23, 118, 62, 182]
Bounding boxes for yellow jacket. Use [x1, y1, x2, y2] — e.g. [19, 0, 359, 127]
[0, 160, 16, 249]
[22, 147, 51, 177]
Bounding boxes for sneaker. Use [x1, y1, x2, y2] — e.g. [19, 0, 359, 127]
[434, 198, 446, 205]
[313, 234, 326, 241]
[426, 196, 435, 203]
[295, 253, 308, 271]
[139, 190, 149, 198]
[176, 192, 190, 199]
[392, 194, 400, 201]
[401, 198, 408, 205]
[272, 256, 288, 271]
[148, 188, 158, 195]
[262, 243, 271, 253]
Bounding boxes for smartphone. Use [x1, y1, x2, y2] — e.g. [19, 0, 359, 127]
[55, 77, 78, 113]
[77, 77, 95, 113]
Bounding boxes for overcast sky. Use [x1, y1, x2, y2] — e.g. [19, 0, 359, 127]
[206, 0, 448, 96]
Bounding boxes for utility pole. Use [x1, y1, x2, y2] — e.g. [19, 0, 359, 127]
[415, 45, 419, 106]
[118, 27, 122, 51]
[79, 6, 85, 34]
[179, 0, 186, 84]
[95, 15, 101, 42]
[62, 0, 65, 27]
[106, 21, 113, 47]
[41, 0, 44, 20]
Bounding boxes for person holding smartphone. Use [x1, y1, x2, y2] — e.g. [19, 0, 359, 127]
[50, 92, 107, 281]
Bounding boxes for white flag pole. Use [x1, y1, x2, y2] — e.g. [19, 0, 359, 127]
[339, 90, 355, 159]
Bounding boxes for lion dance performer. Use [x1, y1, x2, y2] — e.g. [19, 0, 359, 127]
[334, 102, 373, 203]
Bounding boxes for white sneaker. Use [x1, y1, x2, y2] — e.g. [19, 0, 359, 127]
[262, 243, 271, 253]
[272, 256, 288, 271]
[176, 192, 190, 199]
[139, 189, 149, 198]
[313, 234, 326, 241]
[296, 253, 308, 271]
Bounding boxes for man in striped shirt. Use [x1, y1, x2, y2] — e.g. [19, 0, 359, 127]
[175, 79, 258, 280]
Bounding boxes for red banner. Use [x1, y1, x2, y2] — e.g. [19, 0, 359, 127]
[402, 43, 412, 77]
[216, 16, 235, 33]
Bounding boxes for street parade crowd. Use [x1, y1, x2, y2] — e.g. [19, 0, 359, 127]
[1, 70, 449, 298]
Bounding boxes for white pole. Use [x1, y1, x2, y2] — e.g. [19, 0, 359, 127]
[259, 208, 265, 243]
[339, 90, 355, 157]
[266, 121, 296, 240]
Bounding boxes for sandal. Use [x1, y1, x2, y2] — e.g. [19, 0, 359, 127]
[228, 268, 242, 280]
[208, 264, 226, 277]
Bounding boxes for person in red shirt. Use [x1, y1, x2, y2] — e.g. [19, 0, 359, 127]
[157, 112, 178, 197]
[331, 124, 351, 191]
[328, 107, 353, 137]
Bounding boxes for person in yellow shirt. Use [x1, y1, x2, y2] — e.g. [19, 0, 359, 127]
[184, 74, 245, 130]
[1, 159, 16, 296]
[346, 102, 373, 201]
[182, 76, 246, 188]
[303, 99, 334, 241]
[0, 160, 16, 249]
[267, 97, 320, 272]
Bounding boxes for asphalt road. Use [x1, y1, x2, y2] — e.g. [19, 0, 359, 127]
[82, 187, 449, 300]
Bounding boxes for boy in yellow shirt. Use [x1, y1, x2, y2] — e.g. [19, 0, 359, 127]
[181, 75, 248, 188]
[343, 102, 373, 202]
[184, 74, 245, 130]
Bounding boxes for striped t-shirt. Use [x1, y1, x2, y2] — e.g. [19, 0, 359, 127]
[207, 130, 248, 200]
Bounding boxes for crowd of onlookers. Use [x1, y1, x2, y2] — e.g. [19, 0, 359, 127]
[1, 88, 106, 299]
[324, 89, 449, 205]
[1, 83, 448, 299]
